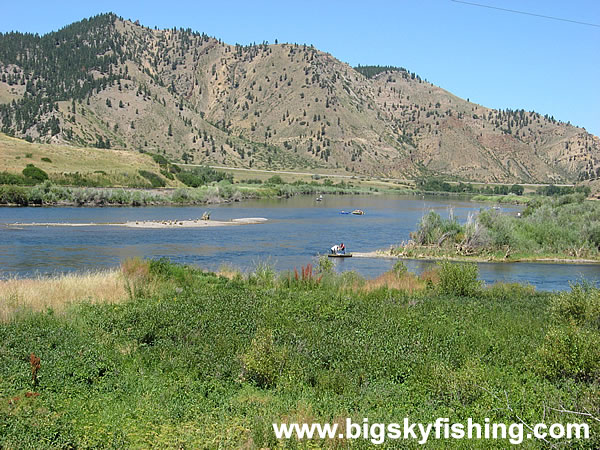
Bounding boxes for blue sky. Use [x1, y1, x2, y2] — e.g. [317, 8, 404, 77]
[1, 0, 598, 136]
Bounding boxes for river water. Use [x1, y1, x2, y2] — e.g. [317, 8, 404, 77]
[1, 194, 598, 291]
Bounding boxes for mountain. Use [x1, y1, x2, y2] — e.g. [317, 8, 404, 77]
[0, 13, 598, 183]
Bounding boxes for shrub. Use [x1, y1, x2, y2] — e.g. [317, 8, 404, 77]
[150, 153, 169, 165]
[0, 185, 29, 205]
[437, 261, 481, 296]
[138, 170, 166, 188]
[240, 329, 287, 388]
[392, 260, 408, 276]
[250, 261, 276, 287]
[266, 175, 284, 185]
[176, 166, 232, 187]
[317, 255, 334, 275]
[22, 164, 48, 183]
[413, 210, 462, 246]
[160, 169, 174, 180]
[534, 324, 600, 382]
[0, 171, 28, 185]
[550, 283, 600, 329]
[41, 157, 52, 163]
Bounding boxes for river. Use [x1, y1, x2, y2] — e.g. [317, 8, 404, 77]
[1, 194, 599, 291]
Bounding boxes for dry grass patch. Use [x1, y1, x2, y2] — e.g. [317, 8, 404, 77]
[0, 270, 127, 321]
[217, 264, 243, 280]
[0, 132, 174, 185]
[360, 270, 426, 293]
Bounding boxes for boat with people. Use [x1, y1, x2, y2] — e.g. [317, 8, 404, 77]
[351, 209, 364, 215]
[328, 242, 351, 257]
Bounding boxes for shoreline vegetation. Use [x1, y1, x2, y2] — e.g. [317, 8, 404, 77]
[1, 259, 598, 447]
[0, 162, 409, 207]
[385, 193, 600, 264]
[0, 178, 403, 207]
[1, 161, 593, 208]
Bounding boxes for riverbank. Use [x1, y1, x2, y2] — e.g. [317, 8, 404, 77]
[385, 193, 600, 265]
[355, 248, 600, 264]
[0, 180, 409, 207]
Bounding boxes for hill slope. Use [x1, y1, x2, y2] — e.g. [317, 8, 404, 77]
[0, 13, 598, 183]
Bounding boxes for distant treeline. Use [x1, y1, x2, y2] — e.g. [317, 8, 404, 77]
[354, 64, 425, 83]
[416, 177, 590, 197]
[417, 178, 524, 196]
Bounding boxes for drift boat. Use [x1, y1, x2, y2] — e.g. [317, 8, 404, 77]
[328, 253, 353, 258]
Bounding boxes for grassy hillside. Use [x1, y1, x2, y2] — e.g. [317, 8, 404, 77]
[0, 259, 598, 447]
[0, 14, 598, 183]
[0, 132, 177, 188]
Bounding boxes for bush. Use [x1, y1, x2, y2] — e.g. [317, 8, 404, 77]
[265, 175, 284, 185]
[176, 166, 232, 187]
[0, 171, 28, 185]
[250, 261, 276, 287]
[534, 324, 600, 382]
[413, 210, 462, 246]
[392, 260, 408, 276]
[550, 283, 600, 329]
[22, 164, 48, 183]
[138, 170, 166, 188]
[160, 169, 174, 180]
[437, 261, 481, 296]
[41, 157, 52, 163]
[240, 329, 287, 388]
[0, 185, 29, 205]
[150, 153, 169, 165]
[317, 255, 334, 275]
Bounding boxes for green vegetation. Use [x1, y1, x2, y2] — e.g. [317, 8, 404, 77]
[0, 14, 122, 140]
[394, 194, 600, 261]
[0, 177, 380, 207]
[21, 164, 48, 182]
[416, 178, 592, 205]
[175, 165, 233, 187]
[0, 259, 598, 447]
[137, 170, 166, 188]
[536, 184, 591, 197]
[471, 194, 532, 205]
[354, 64, 419, 80]
[416, 177, 527, 196]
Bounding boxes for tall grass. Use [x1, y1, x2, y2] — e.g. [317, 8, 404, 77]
[397, 194, 600, 259]
[0, 270, 126, 321]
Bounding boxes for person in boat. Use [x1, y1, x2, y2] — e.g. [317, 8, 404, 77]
[330, 244, 340, 254]
[339, 243, 346, 254]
